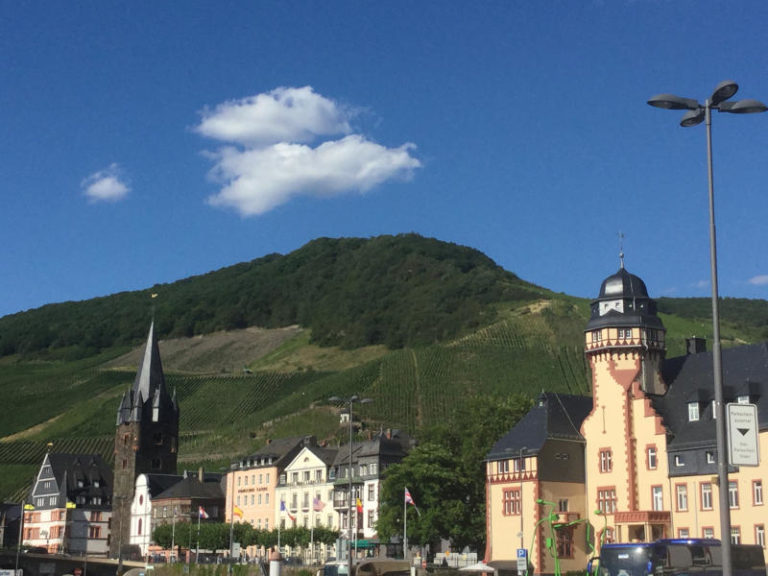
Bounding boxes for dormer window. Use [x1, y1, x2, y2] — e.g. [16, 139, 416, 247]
[688, 402, 700, 422]
[675, 455, 685, 467]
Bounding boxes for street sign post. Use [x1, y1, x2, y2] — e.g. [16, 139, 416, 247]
[727, 403, 759, 467]
[517, 548, 527, 575]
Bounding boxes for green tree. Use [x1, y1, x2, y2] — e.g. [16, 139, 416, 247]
[377, 394, 532, 555]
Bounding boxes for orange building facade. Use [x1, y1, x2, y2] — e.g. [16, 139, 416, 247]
[487, 264, 768, 574]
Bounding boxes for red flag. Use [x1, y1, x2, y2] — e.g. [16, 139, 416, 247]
[199, 506, 209, 519]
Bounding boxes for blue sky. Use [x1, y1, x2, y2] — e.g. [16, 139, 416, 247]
[3, 1, 768, 318]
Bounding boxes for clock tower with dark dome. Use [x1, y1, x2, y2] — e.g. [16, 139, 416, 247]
[585, 259, 667, 396]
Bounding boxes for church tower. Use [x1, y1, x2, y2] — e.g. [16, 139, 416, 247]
[110, 321, 179, 558]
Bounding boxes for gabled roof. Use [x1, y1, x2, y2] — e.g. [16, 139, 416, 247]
[35, 453, 113, 508]
[234, 435, 314, 470]
[153, 475, 224, 501]
[653, 341, 768, 450]
[142, 474, 184, 497]
[333, 430, 411, 466]
[486, 393, 592, 461]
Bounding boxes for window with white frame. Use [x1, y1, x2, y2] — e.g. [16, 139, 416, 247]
[688, 403, 700, 421]
[701, 483, 713, 510]
[600, 450, 613, 473]
[597, 488, 617, 514]
[497, 460, 509, 474]
[514, 457, 526, 473]
[703, 527, 714, 539]
[706, 451, 716, 464]
[647, 446, 657, 470]
[676, 485, 688, 511]
[754, 480, 764, 506]
[756, 525, 765, 548]
[674, 455, 685, 467]
[731, 527, 741, 544]
[729, 481, 739, 509]
[652, 486, 664, 511]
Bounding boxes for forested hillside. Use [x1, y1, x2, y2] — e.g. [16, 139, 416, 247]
[0, 234, 545, 357]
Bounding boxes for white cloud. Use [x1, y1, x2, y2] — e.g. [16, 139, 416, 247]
[81, 164, 130, 202]
[196, 86, 421, 216]
[195, 86, 353, 146]
[749, 275, 768, 286]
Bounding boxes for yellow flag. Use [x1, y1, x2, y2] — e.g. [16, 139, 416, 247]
[233, 505, 244, 518]
[24, 504, 35, 510]
[66, 501, 76, 509]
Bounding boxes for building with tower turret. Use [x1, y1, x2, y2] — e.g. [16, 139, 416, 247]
[486, 263, 768, 574]
[111, 321, 179, 558]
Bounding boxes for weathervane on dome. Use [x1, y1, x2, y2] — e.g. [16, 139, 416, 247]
[618, 231, 625, 269]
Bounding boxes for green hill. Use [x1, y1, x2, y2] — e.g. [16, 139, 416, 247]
[1, 234, 767, 503]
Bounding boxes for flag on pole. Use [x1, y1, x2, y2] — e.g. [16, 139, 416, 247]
[356, 497, 363, 514]
[233, 504, 244, 518]
[404, 487, 421, 516]
[313, 497, 325, 512]
[199, 506, 209, 519]
[280, 500, 296, 522]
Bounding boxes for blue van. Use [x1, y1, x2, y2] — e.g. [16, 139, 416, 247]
[588, 539, 766, 576]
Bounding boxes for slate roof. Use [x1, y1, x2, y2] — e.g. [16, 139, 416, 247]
[116, 321, 179, 425]
[153, 475, 224, 500]
[143, 474, 185, 497]
[585, 266, 664, 332]
[234, 435, 315, 470]
[652, 341, 768, 450]
[38, 453, 113, 509]
[486, 393, 592, 461]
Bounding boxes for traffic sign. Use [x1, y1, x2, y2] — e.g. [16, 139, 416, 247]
[727, 403, 759, 467]
[517, 549, 527, 574]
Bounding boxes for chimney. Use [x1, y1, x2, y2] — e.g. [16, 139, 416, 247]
[686, 337, 707, 355]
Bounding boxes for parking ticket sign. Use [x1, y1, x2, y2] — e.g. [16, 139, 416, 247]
[727, 403, 759, 467]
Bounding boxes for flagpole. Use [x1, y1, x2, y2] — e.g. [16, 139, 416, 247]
[229, 481, 235, 575]
[403, 489, 407, 561]
[196, 511, 201, 564]
[311, 499, 315, 566]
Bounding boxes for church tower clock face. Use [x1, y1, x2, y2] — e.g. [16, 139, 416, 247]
[599, 299, 624, 316]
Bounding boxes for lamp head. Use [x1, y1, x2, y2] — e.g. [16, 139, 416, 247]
[719, 98, 768, 114]
[647, 94, 700, 111]
[680, 108, 705, 127]
[710, 80, 738, 106]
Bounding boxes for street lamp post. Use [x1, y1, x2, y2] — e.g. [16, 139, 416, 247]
[648, 80, 767, 576]
[329, 395, 372, 576]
